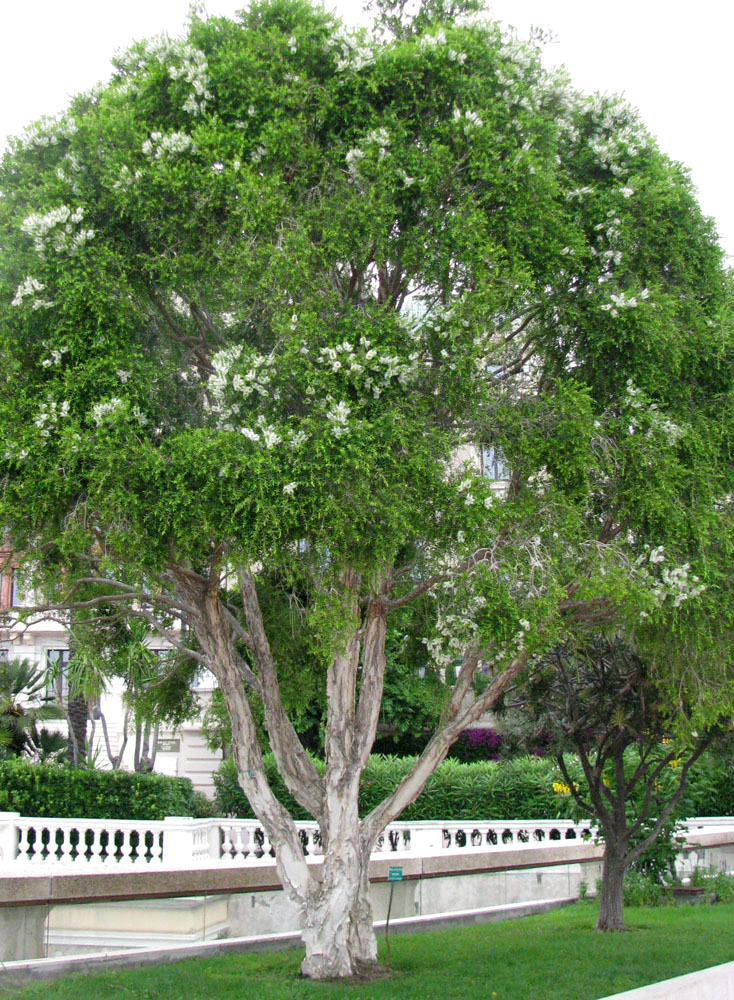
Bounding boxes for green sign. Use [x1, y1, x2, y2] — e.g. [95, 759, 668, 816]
[157, 739, 181, 753]
[387, 867, 403, 882]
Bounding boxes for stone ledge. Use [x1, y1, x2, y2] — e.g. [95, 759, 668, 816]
[0, 845, 604, 908]
[0, 897, 575, 988]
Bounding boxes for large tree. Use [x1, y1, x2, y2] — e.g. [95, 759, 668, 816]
[0, 0, 731, 978]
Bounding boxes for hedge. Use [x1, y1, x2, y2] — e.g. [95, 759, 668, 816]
[214, 753, 583, 821]
[0, 758, 209, 820]
[214, 750, 734, 823]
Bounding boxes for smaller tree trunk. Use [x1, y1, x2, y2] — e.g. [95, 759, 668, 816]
[596, 842, 627, 931]
[66, 696, 88, 766]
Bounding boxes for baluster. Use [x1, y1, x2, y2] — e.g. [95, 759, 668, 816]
[119, 828, 133, 865]
[39, 826, 51, 861]
[17, 824, 32, 863]
[220, 823, 234, 861]
[55, 824, 70, 864]
[233, 826, 249, 862]
[151, 829, 164, 864]
[86, 826, 102, 865]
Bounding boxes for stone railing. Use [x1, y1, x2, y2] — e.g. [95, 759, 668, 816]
[1, 812, 731, 871]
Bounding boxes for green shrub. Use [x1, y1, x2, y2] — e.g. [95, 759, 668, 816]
[623, 870, 669, 907]
[684, 751, 734, 817]
[214, 753, 579, 821]
[0, 758, 203, 820]
[709, 872, 734, 903]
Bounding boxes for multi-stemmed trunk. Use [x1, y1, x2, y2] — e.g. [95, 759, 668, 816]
[174, 562, 530, 980]
[300, 780, 377, 978]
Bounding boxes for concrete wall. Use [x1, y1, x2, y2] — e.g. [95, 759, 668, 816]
[0, 844, 604, 959]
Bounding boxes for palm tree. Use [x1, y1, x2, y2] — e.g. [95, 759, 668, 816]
[0, 658, 67, 760]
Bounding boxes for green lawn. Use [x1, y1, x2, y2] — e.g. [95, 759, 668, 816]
[9, 902, 734, 1000]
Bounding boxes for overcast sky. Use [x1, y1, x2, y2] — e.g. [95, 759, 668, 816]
[2, 0, 732, 259]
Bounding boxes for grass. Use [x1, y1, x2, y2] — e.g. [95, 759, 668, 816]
[7, 901, 734, 1000]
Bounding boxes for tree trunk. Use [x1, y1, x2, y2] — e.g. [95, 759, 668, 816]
[300, 847, 377, 978]
[300, 767, 377, 979]
[596, 842, 627, 931]
[66, 696, 88, 766]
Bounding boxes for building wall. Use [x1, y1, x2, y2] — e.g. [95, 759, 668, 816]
[0, 554, 223, 797]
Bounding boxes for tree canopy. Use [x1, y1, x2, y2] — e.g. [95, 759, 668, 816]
[1, 0, 732, 977]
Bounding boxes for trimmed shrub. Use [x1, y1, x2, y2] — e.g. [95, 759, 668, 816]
[0, 758, 203, 820]
[214, 753, 579, 821]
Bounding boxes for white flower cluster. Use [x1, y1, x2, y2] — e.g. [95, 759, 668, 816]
[345, 127, 390, 180]
[12, 114, 78, 152]
[112, 164, 144, 195]
[170, 292, 190, 316]
[91, 397, 147, 427]
[115, 35, 212, 115]
[625, 380, 684, 446]
[207, 345, 289, 444]
[20, 205, 94, 257]
[326, 400, 351, 438]
[142, 130, 194, 159]
[11, 276, 53, 310]
[452, 107, 484, 133]
[34, 397, 70, 439]
[239, 415, 282, 449]
[600, 287, 649, 318]
[423, 584, 487, 670]
[55, 152, 83, 196]
[586, 98, 649, 177]
[334, 28, 375, 72]
[40, 344, 70, 368]
[314, 336, 422, 399]
[457, 476, 480, 507]
[418, 28, 447, 49]
[167, 41, 213, 116]
[565, 186, 593, 202]
[634, 544, 705, 610]
[661, 565, 705, 607]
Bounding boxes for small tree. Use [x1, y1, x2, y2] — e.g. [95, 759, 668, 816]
[521, 636, 717, 931]
[1, 0, 732, 977]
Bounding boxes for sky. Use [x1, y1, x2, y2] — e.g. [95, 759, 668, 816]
[2, 0, 732, 259]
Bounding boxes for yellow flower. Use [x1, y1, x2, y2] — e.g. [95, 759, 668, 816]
[669, 758, 681, 769]
[553, 781, 571, 795]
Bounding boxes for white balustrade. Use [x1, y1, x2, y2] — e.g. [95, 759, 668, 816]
[10, 815, 167, 868]
[2, 812, 733, 872]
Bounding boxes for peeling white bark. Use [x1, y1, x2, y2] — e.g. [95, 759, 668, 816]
[169, 561, 530, 979]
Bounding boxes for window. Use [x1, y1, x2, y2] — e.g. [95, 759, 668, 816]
[11, 569, 30, 608]
[480, 445, 509, 482]
[45, 648, 70, 701]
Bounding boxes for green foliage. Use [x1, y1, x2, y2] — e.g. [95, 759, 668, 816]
[686, 746, 734, 816]
[623, 870, 669, 908]
[0, 659, 67, 760]
[215, 752, 582, 821]
[0, 758, 205, 819]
